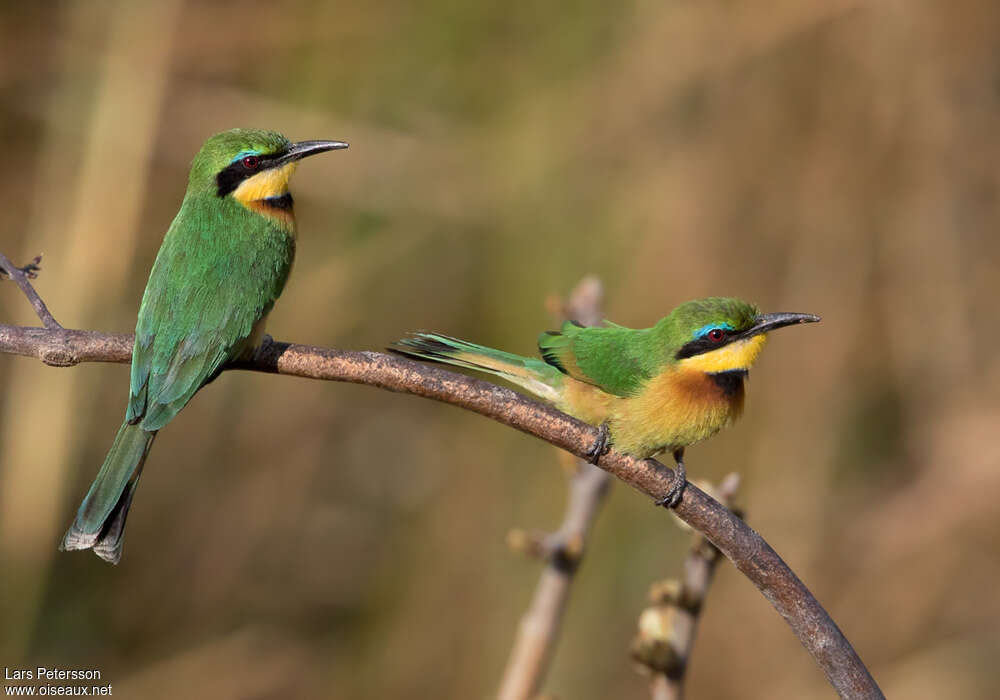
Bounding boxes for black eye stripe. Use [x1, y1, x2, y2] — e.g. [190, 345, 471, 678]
[215, 152, 283, 197]
[675, 331, 738, 360]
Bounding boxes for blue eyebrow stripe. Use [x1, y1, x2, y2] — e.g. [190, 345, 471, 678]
[694, 322, 734, 339]
[230, 149, 261, 163]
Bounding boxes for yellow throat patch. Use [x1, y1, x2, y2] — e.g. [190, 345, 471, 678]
[232, 162, 298, 227]
[677, 334, 768, 374]
[232, 162, 297, 203]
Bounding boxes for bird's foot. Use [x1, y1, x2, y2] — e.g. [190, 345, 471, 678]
[253, 334, 275, 359]
[584, 422, 611, 464]
[654, 449, 687, 508]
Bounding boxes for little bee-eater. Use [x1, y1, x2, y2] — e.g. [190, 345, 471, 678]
[61, 128, 347, 563]
[392, 298, 818, 506]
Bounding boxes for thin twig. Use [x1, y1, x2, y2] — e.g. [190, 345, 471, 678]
[497, 277, 613, 700]
[0, 253, 62, 330]
[632, 474, 742, 699]
[0, 294, 883, 699]
[0, 255, 41, 280]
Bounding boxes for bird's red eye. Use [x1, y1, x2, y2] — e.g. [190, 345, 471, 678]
[242, 155, 260, 170]
[708, 328, 725, 342]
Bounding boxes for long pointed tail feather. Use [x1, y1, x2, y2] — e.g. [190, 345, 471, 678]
[390, 332, 564, 403]
[60, 420, 155, 564]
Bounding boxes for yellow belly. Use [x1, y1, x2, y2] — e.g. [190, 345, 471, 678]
[560, 366, 744, 459]
[556, 377, 615, 426]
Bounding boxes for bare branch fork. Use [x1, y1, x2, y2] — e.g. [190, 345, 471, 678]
[0, 256, 883, 699]
[497, 277, 613, 700]
[0, 253, 60, 330]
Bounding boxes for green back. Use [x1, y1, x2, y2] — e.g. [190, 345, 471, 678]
[126, 192, 294, 430]
[538, 322, 660, 396]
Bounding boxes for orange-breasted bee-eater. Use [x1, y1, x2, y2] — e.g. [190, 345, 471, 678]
[392, 298, 819, 506]
[61, 128, 347, 563]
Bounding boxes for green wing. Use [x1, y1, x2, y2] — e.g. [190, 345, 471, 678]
[126, 196, 293, 431]
[537, 321, 657, 397]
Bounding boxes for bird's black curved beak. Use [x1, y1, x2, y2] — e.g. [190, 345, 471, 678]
[742, 312, 821, 339]
[276, 140, 349, 167]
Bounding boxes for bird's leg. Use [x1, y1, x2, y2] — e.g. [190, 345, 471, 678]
[655, 448, 687, 508]
[584, 421, 611, 464]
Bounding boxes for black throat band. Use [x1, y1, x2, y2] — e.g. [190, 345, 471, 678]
[263, 193, 294, 210]
[709, 369, 748, 397]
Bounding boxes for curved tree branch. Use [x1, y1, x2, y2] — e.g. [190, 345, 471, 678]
[0, 257, 883, 700]
[0, 321, 882, 698]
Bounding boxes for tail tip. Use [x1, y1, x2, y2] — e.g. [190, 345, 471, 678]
[92, 540, 123, 565]
[59, 527, 99, 552]
[389, 332, 457, 359]
[59, 527, 123, 564]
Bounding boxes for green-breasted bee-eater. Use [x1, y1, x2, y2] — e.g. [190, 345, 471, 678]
[392, 298, 819, 506]
[61, 128, 347, 563]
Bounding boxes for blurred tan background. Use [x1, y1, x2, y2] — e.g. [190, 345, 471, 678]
[2, 0, 999, 698]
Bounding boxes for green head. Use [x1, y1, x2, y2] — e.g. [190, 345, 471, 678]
[661, 297, 819, 373]
[184, 128, 348, 217]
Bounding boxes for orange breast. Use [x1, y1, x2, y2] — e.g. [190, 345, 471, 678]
[243, 197, 296, 229]
[606, 366, 744, 458]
